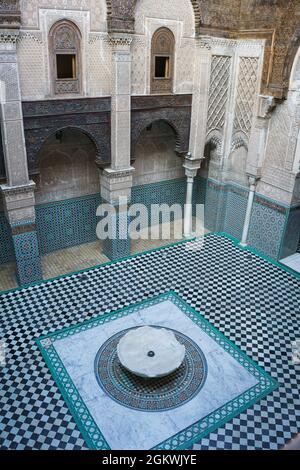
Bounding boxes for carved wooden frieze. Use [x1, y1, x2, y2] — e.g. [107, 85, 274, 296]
[131, 94, 192, 157]
[0, 0, 20, 29]
[22, 97, 111, 175]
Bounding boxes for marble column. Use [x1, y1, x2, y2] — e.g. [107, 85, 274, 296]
[183, 154, 203, 238]
[0, 30, 42, 285]
[240, 175, 259, 247]
[239, 96, 275, 248]
[99, 34, 134, 260]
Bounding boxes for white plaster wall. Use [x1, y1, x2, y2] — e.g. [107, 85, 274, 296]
[18, 1, 110, 99]
[225, 147, 248, 187]
[132, 0, 195, 95]
[132, 121, 184, 186]
[34, 129, 100, 203]
[257, 46, 300, 205]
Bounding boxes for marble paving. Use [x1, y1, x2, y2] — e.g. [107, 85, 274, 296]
[37, 292, 277, 450]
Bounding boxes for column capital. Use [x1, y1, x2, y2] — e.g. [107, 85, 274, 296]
[0, 180, 37, 226]
[257, 95, 276, 120]
[0, 180, 36, 198]
[183, 153, 204, 178]
[100, 167, 134, 205]
[246, 171, 261, 189]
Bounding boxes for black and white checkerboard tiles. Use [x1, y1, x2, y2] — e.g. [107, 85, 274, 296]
[1, 234, 299, 450]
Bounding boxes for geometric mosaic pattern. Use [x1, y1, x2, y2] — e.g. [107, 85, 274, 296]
[0, 212, 14, 265]
[207, 56, 231, 134]
[95, 326, 208, 413]
[36, 194, 102, 256]
[12, 228, 43, 286]
[1, 234, 299, 449]
[233, 57, 259, 137]
[248, 200, 288, 260]
[36, 292, 276, 449]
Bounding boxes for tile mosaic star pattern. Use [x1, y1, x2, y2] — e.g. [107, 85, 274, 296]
[0, 234, 300, 450]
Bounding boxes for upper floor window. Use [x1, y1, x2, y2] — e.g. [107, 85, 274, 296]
[151, 28, 175, 95]
[49, 20, 82, 95]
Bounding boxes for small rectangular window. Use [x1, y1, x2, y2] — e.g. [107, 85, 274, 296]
[155, 56, 170, 78]
[56, 54, 76, 79]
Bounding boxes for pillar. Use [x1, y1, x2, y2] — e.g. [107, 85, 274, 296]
[185, 38, 210, 237]
[183, 154, 203, 238]
[239, 95, 275, 248]
[188, 37, 211, 161]
[240, 175, 259, 247]
[246, 95, 275, 177]
[99, 34, 134, 260]
[0, 30, 42, 285]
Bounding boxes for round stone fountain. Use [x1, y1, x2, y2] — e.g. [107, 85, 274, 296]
[117, 326, 186, 378]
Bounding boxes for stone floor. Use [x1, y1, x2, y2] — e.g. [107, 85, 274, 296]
[0, 219, 206, 293]
[280, 253, 300, 274]
[1, 234, 299, 450]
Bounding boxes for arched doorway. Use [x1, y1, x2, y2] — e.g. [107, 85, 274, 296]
[131, 120, 186, 249]
[33, 128, 108, 278]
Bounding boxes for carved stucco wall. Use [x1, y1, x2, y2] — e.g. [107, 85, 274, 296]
[17, 2, 110, 99]
[203, 38, 263, 190]
[258, 45, 300, 205]
[19, 0, 107, 31]
[132, 0, 195, 95]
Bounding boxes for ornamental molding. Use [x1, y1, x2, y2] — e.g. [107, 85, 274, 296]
[108, 35, 133, 47]
[257, 94, 276, 119]
[102, 167, 135, 180]
[18, 31, 43, 45]
[198, 36, 264, 51]
[88, 33, 109, 45]
[0, 30, 19, 43]
[0, 181, 36, 198]
[196, 37, 211, 50]
[231, 135, 249, 152]
[11, 222, 37, 236]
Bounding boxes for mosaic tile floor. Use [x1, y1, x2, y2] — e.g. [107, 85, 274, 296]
[0, 219, 205, 292]
[1, 234, 299, 450]
[36, 293, 277, 450]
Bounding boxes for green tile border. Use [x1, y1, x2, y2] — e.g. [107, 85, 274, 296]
[1, 231, 300, 296]
[36, 291, 278, 451]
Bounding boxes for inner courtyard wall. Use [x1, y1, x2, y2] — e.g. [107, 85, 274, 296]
[2, 1, 300, 283]
[18, 1, 110, 100]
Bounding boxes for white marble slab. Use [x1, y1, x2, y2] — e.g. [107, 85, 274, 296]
[280, 253, 300, 274]
[54, 300, 258, 450]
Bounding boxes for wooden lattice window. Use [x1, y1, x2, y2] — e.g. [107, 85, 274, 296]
[49, 20, 82, 95]
[151, 28, 175, 95]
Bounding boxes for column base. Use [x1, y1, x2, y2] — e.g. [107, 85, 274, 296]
[101, 208, 131, 261]
[0, 182, 43, 286]
[11, 222, 43, 286]
[102, 238, 131, 261]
